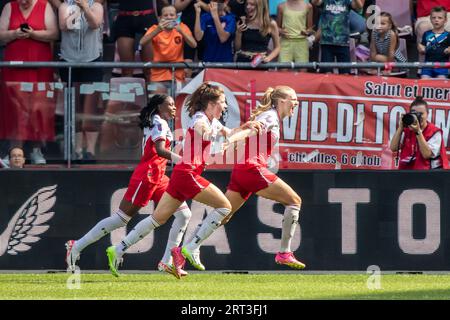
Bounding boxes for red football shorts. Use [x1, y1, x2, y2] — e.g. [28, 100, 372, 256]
[124, 174, 170, 207]
[227, 165, 278, 200]
[166, 169, 211, 202]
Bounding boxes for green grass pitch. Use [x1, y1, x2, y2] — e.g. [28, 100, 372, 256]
[1, 273, 450, 299]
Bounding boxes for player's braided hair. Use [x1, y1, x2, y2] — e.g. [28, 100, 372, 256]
[250, 86, 293, 120]
[139, 94, 169, 129]
[186, 82, 224, 117]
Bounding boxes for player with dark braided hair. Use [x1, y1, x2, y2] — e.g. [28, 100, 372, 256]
[66, 94, 192, 278]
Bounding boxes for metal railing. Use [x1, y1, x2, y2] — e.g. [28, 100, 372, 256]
[1, 60, 450, 71]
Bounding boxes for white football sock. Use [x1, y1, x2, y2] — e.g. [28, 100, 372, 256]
[161, 204, 191, 265]
[115, 215, 160, 257]
[280, 205, 300, 253]
[185, 208, 230, 252]
[74, 210, 131, 253]
[184, 223, 202, 254]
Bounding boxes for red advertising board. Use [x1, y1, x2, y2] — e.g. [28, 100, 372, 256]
[175, 69, 450, 170]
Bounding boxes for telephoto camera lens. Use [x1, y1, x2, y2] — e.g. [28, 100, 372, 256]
[402, 113, 415, 126]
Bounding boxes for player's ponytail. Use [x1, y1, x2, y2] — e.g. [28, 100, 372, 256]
[186, 82, 224, 117]
[139, 94, 169, 129]
[250, 86, 293, 120]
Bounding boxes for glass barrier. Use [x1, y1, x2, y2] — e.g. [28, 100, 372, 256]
[73, 78, 176, 164]
[0, 79, 67, 167]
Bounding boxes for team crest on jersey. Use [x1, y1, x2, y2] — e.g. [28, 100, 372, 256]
[175, 36, 182, 44]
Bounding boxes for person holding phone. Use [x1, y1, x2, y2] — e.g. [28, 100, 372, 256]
[139, 4, 197, 92]
[235, 0, 280, 65]
[0, 0, 59, 165]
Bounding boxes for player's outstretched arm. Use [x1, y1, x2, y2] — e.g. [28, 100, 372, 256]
[225, 121, 263, 144]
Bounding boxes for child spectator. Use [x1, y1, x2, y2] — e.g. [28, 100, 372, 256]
[418, 6, 450, 79]
[235, 0, 280, 64]
[140, 5, 197, 90]
[415, 0, 450, 59]
[370, 12, 406, 63]
[311, 0, 364, 74]
[194, 0, 236, 62]
[277, 0, 314, 64]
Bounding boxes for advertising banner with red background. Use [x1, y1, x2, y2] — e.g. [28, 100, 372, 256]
[175, 69, 450, 170]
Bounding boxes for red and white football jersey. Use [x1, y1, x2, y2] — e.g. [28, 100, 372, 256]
[130, 114, 173, 184]
[176, 111, 224, 172]
[237, 108, 280, 168]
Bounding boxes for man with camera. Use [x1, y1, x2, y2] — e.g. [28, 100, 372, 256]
[390, 96, 449, 170]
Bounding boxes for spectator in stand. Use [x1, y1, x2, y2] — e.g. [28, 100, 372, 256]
[59, 0, 104, 161]
[370, 12, 406, 64]
[140, 5, 196, 92]
[0, 146, 26, 168]
[277, 0, 314, 64]
[174, 0, 210, 77]
[235, 0, 280, 64]
[418, 6, 450, 79]
[0, 0, 59, 165]
[113, 0, 168, 81]
[414, 0, 450, 61]
[194, 0, 236, 62]
[311, 0, 364, 74]
[8, 146, 26, 168]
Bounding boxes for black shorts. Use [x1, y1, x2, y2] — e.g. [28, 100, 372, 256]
[113, 14, 158, 40]
[59, 57, 104, 84]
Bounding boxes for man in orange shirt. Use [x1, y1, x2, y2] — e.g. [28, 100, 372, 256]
[140, 5, 197, 87]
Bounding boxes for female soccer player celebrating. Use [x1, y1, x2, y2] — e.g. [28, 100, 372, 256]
[106, 82, 262, 278]
[66, 94, 192, 277]
[174, 85, 305, 272]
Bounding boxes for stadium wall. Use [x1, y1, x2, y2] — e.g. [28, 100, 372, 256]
[0, 170, 449, 271]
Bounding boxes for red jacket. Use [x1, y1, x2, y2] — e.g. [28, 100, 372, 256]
[398, 122, 449, 170]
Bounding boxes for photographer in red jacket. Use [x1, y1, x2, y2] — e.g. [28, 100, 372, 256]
[390, 96, 449, 170]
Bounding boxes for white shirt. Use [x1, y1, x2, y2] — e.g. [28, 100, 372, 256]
[142, 115, 172, 154]
[189, 111, 225, 141]
[255, 108, 281, 143]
